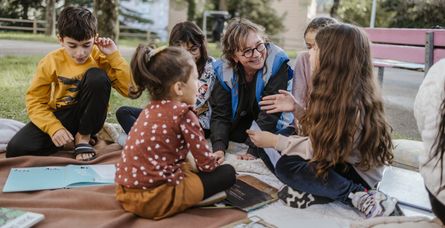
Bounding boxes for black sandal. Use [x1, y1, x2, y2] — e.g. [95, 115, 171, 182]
[74, 143, 97, 161]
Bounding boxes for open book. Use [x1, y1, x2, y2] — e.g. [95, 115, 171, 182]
[221, 215, 277, 228]
[3, 164, 115, 192]
[0, 207, 44, 228]
[223, 175, 278, 212]
[378, 166, 432, 213]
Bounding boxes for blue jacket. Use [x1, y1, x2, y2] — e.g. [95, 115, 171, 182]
[210, 43, 294, 151]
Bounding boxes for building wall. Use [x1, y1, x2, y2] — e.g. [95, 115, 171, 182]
[273, 0, 316, 51]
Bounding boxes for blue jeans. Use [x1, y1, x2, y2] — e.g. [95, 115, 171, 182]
[116, 106, 142, 134]
[275, 155, 370, 204]
[256, 126, 296, 173]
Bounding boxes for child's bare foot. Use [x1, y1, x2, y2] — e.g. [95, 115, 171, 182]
[237, 153, 257, 160]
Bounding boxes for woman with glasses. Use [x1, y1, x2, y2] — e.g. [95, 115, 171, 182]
[116, 21, 217, 138]
[210, 18, 294, 163]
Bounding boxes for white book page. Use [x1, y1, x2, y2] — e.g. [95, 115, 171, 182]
[89, 164, 116, 182]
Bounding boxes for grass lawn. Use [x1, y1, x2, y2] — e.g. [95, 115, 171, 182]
[0, 55, 148, 123]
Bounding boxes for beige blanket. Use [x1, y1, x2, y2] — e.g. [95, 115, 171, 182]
[0, 144, 246, 228]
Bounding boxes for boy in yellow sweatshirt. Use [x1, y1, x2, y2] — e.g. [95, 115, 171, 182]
[6, 6, 134, 161]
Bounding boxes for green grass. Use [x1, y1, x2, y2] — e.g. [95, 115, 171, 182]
[0, 31, 58, 43]
[0, 55, 147, 123]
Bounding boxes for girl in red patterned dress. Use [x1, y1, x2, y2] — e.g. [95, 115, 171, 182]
[115, 45, 236, 220]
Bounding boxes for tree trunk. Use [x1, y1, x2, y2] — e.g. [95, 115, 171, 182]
[186, 0, 195, 21]
[218, 0, 227, 11]
[330, 0, 340, 18]
[22, 4, 29, 19]
[45, 0, 55, 36]
[94, 0, 119, 42]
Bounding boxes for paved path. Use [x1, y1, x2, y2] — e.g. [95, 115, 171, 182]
[0, 40, 422, 140]
[0, 39, 135, 58]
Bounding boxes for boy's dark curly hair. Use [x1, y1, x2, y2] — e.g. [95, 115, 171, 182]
[57, 6, 97, 41]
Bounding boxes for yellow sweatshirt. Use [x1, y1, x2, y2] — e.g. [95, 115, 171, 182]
[26, 46, 133, 137]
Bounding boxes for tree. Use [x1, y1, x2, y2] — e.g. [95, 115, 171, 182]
[45, 0, 55, 36]
[226, 0, 285, 35]
[336, 0, 445, 28]
[94, 0, 119, 41]
[0, 0, 44, 19]
[330, 0, 340, 18]
[382, 0, 445, 28]
[336, 0, 395, 27]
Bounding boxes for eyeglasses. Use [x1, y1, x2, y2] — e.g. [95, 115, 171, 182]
[182, 44, 201, 55]
[241, 43, 267, 58]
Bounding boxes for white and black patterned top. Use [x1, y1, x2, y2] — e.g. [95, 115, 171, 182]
[195, 58, 216, 130]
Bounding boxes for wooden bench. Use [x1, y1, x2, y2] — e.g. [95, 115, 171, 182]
[364, 28, 445, 83]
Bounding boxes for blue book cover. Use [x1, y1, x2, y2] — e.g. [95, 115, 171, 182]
[2, 164, 115, 193]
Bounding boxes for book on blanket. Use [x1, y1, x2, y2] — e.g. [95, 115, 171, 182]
[223, 175, 278, 212]
[2, 164, 115, 192]
[0, 207, 44, 228]
[378, 166, 432, 213]
[221, 215, 277, 228]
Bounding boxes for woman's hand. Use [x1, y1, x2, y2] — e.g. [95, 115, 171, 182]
[95, 37, 118, 55]
[246, 130, 278, 148]
[259, 90, 300, 113]
[213, 150, 225, 164]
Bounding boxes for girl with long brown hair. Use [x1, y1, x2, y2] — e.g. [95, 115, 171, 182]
[247, 23, 396, 218]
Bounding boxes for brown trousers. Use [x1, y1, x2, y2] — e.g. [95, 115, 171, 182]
[115, 163, 204, 220]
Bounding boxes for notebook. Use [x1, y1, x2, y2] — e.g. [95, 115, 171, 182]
[3, 164, 115, 192]
[0, 207, 44, 228]
[378, 166, 432, 213]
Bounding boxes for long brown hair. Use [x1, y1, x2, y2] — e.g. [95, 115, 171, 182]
[169, 21, 209, 76]
[301, 24, 393, 178]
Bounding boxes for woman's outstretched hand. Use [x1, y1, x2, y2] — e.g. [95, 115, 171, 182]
[259, 90, 300, 113]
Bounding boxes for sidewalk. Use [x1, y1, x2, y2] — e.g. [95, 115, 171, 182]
[0, 39, 135, 58]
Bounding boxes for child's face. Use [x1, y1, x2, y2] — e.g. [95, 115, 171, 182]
[59, 36, 95, 64]
[309, 42, 320, 74]
[177, 42, 201, 63]
[180, 60, 199, 105]
[305, 30, 316, 50]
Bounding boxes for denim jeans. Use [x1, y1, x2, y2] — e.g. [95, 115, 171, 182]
[256, 125, 296, 173]
[275, 155, 370, 204]
[116, 106, 142, 134]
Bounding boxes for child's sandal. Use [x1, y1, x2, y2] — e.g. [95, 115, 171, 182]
[74, 143, 97, 161]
